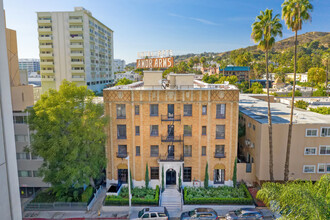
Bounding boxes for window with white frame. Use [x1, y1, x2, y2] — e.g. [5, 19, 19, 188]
[303, 165, 315, 173]
[317, 163, 330, 173]
[319, 146, 330, 155]
[304, 147, 317, 155]
[320, 127, 330, 137]
[306, 129, 318, 137]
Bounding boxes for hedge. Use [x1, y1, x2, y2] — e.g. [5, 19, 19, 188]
[104, 185, 159, 206]
[184, 184, 253, 205]
[81, 186, 94, 203]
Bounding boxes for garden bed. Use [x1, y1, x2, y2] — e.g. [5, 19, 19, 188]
[104, 185, 159, 206]
[184, 184, 253, 205]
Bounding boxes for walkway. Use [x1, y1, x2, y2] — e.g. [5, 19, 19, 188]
[161, 185, 182, 215]
[90, 186, 107, 212]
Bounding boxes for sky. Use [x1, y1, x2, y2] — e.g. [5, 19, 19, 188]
[3, 0, 330, 63]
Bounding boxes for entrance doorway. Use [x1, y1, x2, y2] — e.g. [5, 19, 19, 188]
[166, 169, 176, 185]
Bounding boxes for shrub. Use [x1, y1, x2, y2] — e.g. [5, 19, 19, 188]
[312, 87, 327, 97]
[287, 90, 302, 97]
[104, 185, 159, 206]
[310, 107, 330, 115]
[233, 158, 237, 188]
[294, 100, 309, 110]
[81, 186, 94, 203]
[184, 184, 253, 205]
[145, 163, 149, 188]
[204, 163, 209, 188]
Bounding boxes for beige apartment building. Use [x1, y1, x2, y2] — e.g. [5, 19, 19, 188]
[238, 94, 330, 184]
[5, 20, 49, 198]
[104, 71, 239, 188]
[37, 7, 114, 93]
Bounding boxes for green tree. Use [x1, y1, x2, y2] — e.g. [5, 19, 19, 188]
[130, 169, 133, 190]
[308, 67, 326, 87]
[294, 100, 309, 109]
[204, 163, 209, 188]
[282, 0, 313, 182]
[28, 80, 107, 198]
[145, 163, 149, 188]
[200, 56, 206, 67]
[297, 55, 312, 73]
[252, 8, 282, 182]
[177, 61, 189, 73]
[257, 174, 330, 220]
[115, 77, 133, 86]
[233, 158, 237, 188]
[321, 53, 329, 95]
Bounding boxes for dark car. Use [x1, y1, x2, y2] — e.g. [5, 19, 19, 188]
[181, 208, 219, 220]
[226, 208, 263, 220]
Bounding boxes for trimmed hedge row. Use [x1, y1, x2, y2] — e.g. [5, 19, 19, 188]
[104, 185, 159, 206]
[184, 184, 253, 205]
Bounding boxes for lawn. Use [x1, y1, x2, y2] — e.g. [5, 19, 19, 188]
[104, 186, 159, 206]
[184, 184, 253, 205]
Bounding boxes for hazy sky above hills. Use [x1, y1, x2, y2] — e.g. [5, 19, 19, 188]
[4, 0, 330, 63]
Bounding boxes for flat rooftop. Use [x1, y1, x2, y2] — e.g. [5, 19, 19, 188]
[105, 80, 239, 91]
[239, 94, 330, 124]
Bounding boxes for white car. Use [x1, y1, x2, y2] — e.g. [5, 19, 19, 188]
[134, 207, 169, 220]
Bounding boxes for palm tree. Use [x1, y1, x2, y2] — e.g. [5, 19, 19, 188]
[251, 9, 283, 182]
[282, 0, 313, 181]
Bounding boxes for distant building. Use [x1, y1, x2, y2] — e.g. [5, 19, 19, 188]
[19, 58, 40, 74]
[250, 79, 272, 88]
[237, 94, 330, 184]
[115, 71, 141, 82]
[37, 7, 114, 93]
[104, 71, 239, 189]
[114, 59, 126, 72]
[219, 66, 250, 82]
[286, 73, 308, 82]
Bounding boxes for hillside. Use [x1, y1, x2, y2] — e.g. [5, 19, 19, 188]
[174, 31, 330, 62]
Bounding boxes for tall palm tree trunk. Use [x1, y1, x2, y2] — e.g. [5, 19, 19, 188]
[266, 50, 274, 182]
[284, 30, 298, 181]
[326, 60, 329, 97]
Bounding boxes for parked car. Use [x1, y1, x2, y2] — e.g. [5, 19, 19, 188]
[136, 207, 169, 220]
[181, 208, 219, 220]
[226, 208, 264, 219]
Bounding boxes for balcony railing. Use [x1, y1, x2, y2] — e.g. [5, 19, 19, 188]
[214, 152, 226, 158]
[116, 152, 128, 158]
[161, 114, 181, 121]
[158, 154, 183, 162]
[161, 135, 183, 142]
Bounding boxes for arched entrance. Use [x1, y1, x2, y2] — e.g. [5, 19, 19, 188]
[166, 169, 176, 185]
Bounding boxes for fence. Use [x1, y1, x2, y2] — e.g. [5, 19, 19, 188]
[25, 202, 87, 211]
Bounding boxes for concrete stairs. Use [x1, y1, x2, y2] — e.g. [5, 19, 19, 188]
[161, 185, 182, 213]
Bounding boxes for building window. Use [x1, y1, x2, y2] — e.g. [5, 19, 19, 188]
[317, 163, 330, 173]
[253, 125, 255, 130]
[33, 171, 40, 177]
[136, 146, 140, 156]
[216, 104, 226, 119]
[319, 146, 330, 155]
[184, 125, 192, 136]
[214, 169, 225, 184]
[306, 129, 318, 137]
[116, 104, 126, 119]
[304, 147, 317, 155]
[216, 125, 225, 139]
[150, 125, 159, 136]
[135, 105, 140, 115]
[183, 167, 192, 182]
[150, 145, 159, 157]
[150, 167, 159, 179]
[202, 146, 206, 156]
[184, 145, 192, 157]
[13, 116, 27, 124]
[321, 127, 330, 137]
[32, 154, 42, 160]
[150, 104, 158, 116]
[18, 170, 32, 177]
[202, 126, 206, 136]
[215, 145, 225, 157]
[248, 123, 251, 128]
[118, 169, 128, 183]
[117, 145, 127, 157]
[15, 135, 29, 142]
[117, 125, 126, 139]
[303, 165, 315, 173]
[135, 126, 140, 136]
[202, 105, 207, 115]
[16, 153, 30, 160]
[183, 104, 192, 116]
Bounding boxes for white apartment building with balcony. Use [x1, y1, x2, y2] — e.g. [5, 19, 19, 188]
[114, 59, 126, 72]
[37, 7, 114, 93]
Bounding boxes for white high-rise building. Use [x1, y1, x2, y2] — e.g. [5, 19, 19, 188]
[113, 59, 126, 72]
[19, 58, 40, 74]
[37, 7, 114, 93]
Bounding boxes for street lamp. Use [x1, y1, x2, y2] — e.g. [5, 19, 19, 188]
[125, 156, 132, 218]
